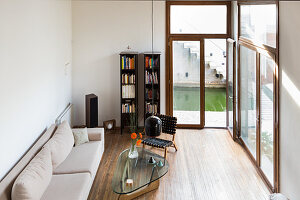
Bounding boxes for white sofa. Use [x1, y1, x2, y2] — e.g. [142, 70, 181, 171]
[41, 127, 104, 200]
[0, 121, 104, 200]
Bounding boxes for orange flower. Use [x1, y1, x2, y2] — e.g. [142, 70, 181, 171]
[136, 139, 142, 146]
[131, 133, 137, 140]
[139, 133, 142, 139]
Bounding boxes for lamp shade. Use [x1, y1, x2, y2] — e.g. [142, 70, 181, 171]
[145, 115, 162, 137]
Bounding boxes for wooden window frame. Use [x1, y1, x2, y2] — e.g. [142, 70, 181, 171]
[237, 1, 279, 193]
[226, 38, 237, 139]
[166, 1, 231, 128]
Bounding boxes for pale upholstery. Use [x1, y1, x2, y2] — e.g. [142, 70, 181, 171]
[87, 128, 104, 141]
[1, 125, 104, 200]
[41, 173, 91, 200]
[44, 121, 74, 169]
[72, 128, 89, 146]
[53, 141, 102, 178]
[0, 125, 56, 200]
[11, 147, 52, 200]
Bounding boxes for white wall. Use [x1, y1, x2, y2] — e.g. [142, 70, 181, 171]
[72, 1, 165, 127]
[279, 2, 300, 199]
[0, 1, 299, 198]
[0, 0, 72, 180]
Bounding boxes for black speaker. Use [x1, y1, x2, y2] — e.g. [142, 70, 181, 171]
[86, 94, 98, 128]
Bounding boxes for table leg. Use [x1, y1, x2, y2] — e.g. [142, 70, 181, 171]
[118, 179, 160, 200]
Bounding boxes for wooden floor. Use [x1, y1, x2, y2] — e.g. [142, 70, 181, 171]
[88, 129, 270, 200]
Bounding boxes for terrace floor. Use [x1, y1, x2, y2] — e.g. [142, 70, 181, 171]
[174, 110, 226, 127]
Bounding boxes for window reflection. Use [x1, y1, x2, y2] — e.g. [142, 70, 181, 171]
[171, 5, 227, 34]
[240, 5, 276, 47]
[260, 54, 274, 185]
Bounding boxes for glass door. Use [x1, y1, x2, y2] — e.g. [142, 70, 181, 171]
[240, 45, 257, 159]
[171, 40, 204, 127]
[260, 53, 275, 185]
[166, 2, 231, 128]
[239, 43, 276, 187]
[238, 2, 278, 190]
[227, 39, 236, 136]
[204, 39, 227, 127]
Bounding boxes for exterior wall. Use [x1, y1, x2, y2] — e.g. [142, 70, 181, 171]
[173, 42, 200, 86]
[173, 41, 226, 88]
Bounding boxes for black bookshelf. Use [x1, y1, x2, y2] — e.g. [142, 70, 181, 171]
[120, 52, 138, 134]
[143, 52, 161, 122]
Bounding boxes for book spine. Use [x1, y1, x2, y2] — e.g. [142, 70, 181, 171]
[122, 103, 136, 113]
[152, 58, 153, 69]
[145, 57, 149, 68]
[132, 58, 134, 69]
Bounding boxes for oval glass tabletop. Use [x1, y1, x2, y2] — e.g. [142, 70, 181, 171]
[111, 147, 169, 194]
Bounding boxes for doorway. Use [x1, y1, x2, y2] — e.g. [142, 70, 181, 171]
[171, 40, 204, 127]
[166, 1, 231, 128]
[204, 39, 227, 127]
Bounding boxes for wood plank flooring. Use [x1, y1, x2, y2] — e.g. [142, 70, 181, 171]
[88, 129, 270, 200]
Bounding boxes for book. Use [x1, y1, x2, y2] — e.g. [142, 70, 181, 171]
[122, 85, 135, 98]
[145, 56, 159, 69]
[122, 74, 135, 84]
[145, 57, 149, 68]
[145, 89, 159, 100]
[121, 56, 135, 69]
[145, 103, 158, 113]
[122, 103, 135, 113]
[145, 71, 158, 84]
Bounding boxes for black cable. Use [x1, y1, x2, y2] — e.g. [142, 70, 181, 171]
[151, 0, 154, 115]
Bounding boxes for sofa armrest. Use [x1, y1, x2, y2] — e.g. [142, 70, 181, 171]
[87, 128, 104, 141]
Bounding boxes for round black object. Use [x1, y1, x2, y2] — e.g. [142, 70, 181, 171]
[145, 115, 162, 137]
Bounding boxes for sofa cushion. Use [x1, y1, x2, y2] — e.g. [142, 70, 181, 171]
[87, 128, 104, 141]
[41, 173, 91, 200]
[53, 141, 102, 178]
[11, 146, 52, 200]
[44, 121, 74, 169]
[72, 127, 89, 146]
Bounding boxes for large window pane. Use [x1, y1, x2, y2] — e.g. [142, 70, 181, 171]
[240, 4, 276, 47]
[173, 41, 200, 124]
[240, 46, 257, 158]
[171, 5, 227, 34]
[260, 54, 274, 185]
[205, 39, 227, 127]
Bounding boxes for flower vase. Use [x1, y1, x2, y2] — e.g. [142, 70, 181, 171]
[128, 143, 138, 159]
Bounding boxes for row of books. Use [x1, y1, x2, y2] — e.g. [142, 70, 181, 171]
[145, 56, 159, 69]
[122, 85, 135, 98]
[145, 103, 158, 113]
[145, 71, 158, 84]
[122, 74, 135, 84]
[145, 88, 159, 100]
[121, 56, 135, 70]
[122, 103, 135, 113]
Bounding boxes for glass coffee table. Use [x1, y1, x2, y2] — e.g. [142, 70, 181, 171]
[112, 147, 169, 200]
